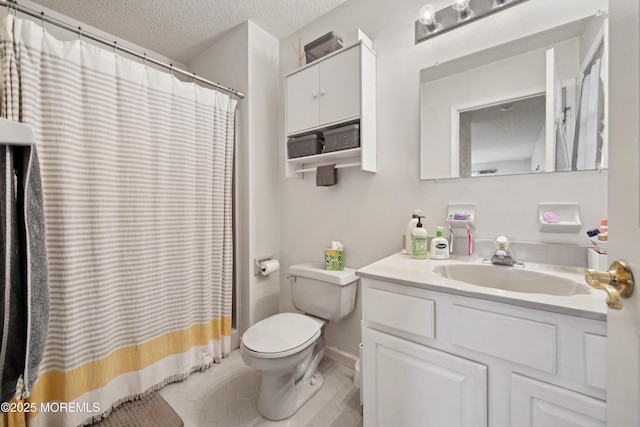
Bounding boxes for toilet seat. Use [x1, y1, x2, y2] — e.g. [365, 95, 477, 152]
[242, 313, 322, 359]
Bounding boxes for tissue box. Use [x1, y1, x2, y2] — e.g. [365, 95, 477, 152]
[324, 248, 344, 270]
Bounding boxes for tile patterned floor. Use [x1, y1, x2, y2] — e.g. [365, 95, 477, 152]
[159, 350, 363, 427]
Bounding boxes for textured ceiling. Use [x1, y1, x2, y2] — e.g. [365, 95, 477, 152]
[28, 0, 348, 64]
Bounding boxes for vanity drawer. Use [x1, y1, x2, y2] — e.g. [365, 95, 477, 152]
[450, 304, 557, 374]
[364, 286, 435, 340]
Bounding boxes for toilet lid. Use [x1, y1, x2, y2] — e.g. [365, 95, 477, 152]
[242, 313, 322, 355]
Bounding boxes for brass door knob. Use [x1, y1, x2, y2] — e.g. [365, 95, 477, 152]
[585, 260, 635, 310]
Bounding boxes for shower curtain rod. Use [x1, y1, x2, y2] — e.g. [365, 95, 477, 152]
[1, 0, 245, 99]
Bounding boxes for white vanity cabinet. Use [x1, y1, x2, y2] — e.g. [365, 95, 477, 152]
[284, 41, 376, 177]
[361, 278, 607, 427]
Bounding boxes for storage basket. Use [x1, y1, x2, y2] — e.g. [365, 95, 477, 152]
[323, 124, 360, 152]
[287, 134, 323, 159]
[305, 32, 343, 64]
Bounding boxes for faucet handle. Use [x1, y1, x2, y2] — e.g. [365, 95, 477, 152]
[494, 236, 510, 251]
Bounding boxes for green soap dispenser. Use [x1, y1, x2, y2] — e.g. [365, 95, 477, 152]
[411, 216, 428, 259]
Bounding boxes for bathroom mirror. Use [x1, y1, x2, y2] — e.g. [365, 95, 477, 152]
[419, 8, 607, 180]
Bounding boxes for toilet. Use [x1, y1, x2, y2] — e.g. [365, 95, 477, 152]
[240, 262, 358, 421]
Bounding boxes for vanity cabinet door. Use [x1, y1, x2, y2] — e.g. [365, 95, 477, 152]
[511, 374, 606, 427]
[363, 327, 487, 427]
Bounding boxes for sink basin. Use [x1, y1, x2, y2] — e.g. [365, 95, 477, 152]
[433, 263, 589, 296]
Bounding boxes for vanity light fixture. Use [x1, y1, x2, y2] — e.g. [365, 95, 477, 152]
[415, 0, 530, 44]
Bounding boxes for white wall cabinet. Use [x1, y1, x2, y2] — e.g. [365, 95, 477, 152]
[284, 41, 376, 177]
[361, 278, 607, 427]
[286, 45, 361, 134]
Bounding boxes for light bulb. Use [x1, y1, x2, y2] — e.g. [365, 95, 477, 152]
[451, 0, 473, 20]
[418, 4, 437, 26]
[451, 0, 470, 12]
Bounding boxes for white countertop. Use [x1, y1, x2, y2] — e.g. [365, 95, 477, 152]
[356, 252, 607, 321]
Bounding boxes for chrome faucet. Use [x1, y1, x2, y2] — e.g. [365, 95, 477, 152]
[490, 236, 521, 267]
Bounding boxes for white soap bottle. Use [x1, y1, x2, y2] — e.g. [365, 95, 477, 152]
[405, 210, 422, 255]
[412, 216, 429, 259]
[430, 226, 450, 259]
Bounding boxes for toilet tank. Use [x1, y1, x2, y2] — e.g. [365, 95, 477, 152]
[289, 262, 358, 322]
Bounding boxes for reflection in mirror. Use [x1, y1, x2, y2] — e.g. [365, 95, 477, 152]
[571, 41, 605, 172]
[419, 7, 608, 180]
[458, 94, 546, 177]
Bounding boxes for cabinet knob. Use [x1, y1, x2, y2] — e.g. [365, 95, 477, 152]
[320, 89, 325, 96]
[312, 92, 318, 99]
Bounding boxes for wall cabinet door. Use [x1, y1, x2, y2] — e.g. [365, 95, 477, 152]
[363, 327, 487, 427]
[286, 64, 320, 134]
[511, 374, 606, 427]
[286, 45, 361, 135]
[318, 45, 360, 126]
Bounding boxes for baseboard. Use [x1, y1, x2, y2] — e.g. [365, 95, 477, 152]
[324, 345, 358, 369]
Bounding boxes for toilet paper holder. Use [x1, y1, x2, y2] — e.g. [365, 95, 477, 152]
[254, 256, 274, 276]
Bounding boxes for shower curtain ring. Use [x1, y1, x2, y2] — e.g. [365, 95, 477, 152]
[169, 64, 174, 76]
[40, 12, 45, 31]
[193, 72, 197, 84]
[143, 53, 147, 67]
[77, 26, 82, 41]
[113, 41, 117, 54]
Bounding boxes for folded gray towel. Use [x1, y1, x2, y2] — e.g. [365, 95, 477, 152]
[316, 164, 338, 186]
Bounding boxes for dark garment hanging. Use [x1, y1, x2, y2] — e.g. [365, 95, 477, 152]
[0, 143, 49, 402]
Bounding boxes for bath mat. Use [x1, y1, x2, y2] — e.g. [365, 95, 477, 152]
[91, 393, 183, 427]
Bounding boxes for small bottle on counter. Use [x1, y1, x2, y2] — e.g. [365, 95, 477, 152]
[411, 216, 428, 259]
[430, 226, 450, 259]
[405, 210, 422, 255]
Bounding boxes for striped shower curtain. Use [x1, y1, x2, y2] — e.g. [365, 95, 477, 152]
[1, 14, 235, 426]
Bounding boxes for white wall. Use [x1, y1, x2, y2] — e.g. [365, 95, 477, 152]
[279, 0, 608, 357]
[190, 21, 281, 334]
